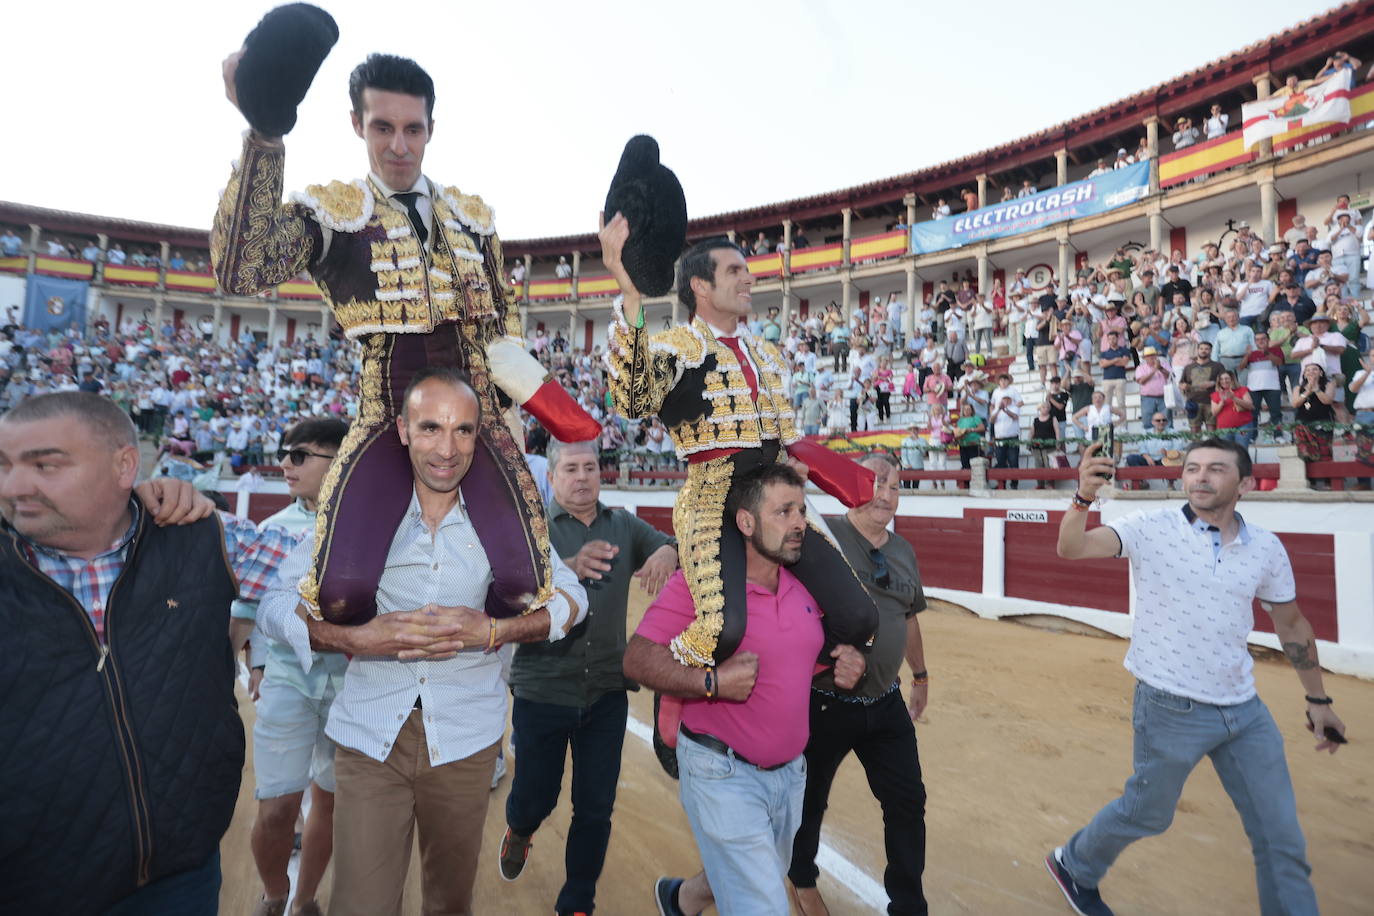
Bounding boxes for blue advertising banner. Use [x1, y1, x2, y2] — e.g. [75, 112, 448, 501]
[22, 274, 89, 333]
[911, 161, 1150, 254]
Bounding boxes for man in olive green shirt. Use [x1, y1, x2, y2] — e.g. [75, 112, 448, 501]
[788, 452, 930, 916]
[501, 439, 678, 916]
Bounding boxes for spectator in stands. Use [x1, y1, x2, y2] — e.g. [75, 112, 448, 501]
[1122, 413, 1186, 490]
[0, 228, 22, 257]
[1351, 353, 1374, 477]
[932, 199, 951, 220]
[829, 315, 850, 373]
[960, 188, 978, 212]
[1181, 340, 1225, 432]
[1214, 308, 1255, 372]
[1017, 180, 1036, 199]
[1159, 264, 1192, 305]
[1291, 313, 1347, 377]
[798, 387, 824, 437]
[990, 393, 1021, 487]
[970, 297, 994, 354]
[1316, 51, 1362, 80]
[1233, 263, 1276, 329]
[1172, 116, 1200, 150]
[554, 256, 573, 280]
[793, 225, 810, 248]
[1028, 402, 1060, 485]
[953, 402, 984, 479]
[1054, 318, 1084, 381]
[1072, 391, 1123, 450]
[1204, 103, 1229, 140]
[899, 424, 924, 488]
[1276, 281, 1317, 326]
[1304, 251, 1344, 312]
[1134, 347, 1170, 428]
[944, 330, 968, 381]
[1292, 363, 1338, 483]
[1088, 159, 1109, 178]
[873, 357, 895, 423]
[924, 404, 953, 489]
[1244, 330, 1285, 440]
[1097, 330, 1131, 417]
[1112, 148, 1132, 169]
[1211, 370, 1255, 448]
[752, 232, 771, 256]
[1327, 210, 1363, 301]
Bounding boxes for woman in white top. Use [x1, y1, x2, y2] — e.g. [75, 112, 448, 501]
[924, 402, 953, 490]
[971, 299, 995, 353]
[1073, 390, 1125, 443]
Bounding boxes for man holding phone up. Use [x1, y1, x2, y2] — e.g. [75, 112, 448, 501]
[1044, 438, 1345, 916]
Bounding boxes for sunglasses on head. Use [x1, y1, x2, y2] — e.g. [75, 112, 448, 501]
[276, 447, 335, 466]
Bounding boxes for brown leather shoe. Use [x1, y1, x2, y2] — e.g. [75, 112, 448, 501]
[787, 881, 831, 916]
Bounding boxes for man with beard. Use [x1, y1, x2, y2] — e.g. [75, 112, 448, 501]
[623, 464, 867, 916]
[1045, 439, 1345, 916]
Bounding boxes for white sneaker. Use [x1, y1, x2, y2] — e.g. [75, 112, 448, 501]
[490, 750, 508, 790]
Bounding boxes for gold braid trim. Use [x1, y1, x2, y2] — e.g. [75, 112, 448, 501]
[211, 135, 315, 296]
[669, 456, 734, 668]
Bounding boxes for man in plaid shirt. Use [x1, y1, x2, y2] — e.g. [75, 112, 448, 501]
[0, 391, 304, 915]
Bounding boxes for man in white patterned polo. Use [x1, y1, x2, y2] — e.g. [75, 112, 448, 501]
[258, 368, 587, 915]
[1044, 437, 1345, 916]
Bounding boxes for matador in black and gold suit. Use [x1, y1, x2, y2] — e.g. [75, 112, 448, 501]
[211, 133, 597, 625]
[605, 298, 879, 668]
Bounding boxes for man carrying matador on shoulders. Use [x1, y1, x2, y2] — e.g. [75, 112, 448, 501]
[597, 139, 879, 678]
[211, 6, 598, 627]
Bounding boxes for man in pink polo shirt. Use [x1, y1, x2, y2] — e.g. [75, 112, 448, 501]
[624, 463, 866, 916]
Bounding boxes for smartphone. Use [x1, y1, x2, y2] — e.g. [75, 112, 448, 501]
[1306, 711, 1349, 744]
[1093, 424, 1115, 480]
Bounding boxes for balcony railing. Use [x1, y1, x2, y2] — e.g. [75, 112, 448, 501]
[1159, 81, 1374, 188]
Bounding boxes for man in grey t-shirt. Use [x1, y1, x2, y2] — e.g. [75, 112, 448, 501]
[787, 452, 929, 916]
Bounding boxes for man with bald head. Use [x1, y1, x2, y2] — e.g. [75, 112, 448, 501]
[257, 368, 588, 915]
[0, 391, 305, 914]
[499, 437, 679, 916]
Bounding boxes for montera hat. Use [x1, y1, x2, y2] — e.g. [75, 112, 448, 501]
[603, 135, 687, 298]
[234, 3, 339, 137]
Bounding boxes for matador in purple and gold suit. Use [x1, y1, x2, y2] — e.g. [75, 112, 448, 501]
[211, 134, 597, 625]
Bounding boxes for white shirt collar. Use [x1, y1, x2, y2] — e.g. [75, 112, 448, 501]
[703, 318, 748, 340]
[405, 486, 468, 526]
[370, 172, 431, 200]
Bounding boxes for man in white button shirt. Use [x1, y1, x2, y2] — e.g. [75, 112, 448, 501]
[258, 368, 586, 916]
[1044, 438, 1345, 916]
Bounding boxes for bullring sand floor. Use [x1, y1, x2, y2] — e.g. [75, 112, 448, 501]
[217, 596, 1374, 915]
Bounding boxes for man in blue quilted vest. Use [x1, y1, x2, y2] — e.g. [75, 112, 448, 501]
[0, 391, 377, 914]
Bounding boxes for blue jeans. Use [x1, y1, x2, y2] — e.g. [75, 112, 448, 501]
[1061, 682, 1315, 915]
[103, 852, 220, 916]
[1220, 427, 1254, 448]
[506, 691, 628, 914]
[1278, 363, 1301, 395]
[1139, 394, 1166, 425]
[676, 730, 806, 916]
[1249, 389, 1284, 431]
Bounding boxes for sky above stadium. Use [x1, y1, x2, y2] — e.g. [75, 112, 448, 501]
[1, 0, 1338, 241]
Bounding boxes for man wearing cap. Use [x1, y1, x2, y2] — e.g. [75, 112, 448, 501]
[1134, 347, 1170, 427]
[1171, 116, 1199, 150]
[1159, 265, 1192, 306]
[1112, 148, 1132, 169]
[214, 44, 598, 627]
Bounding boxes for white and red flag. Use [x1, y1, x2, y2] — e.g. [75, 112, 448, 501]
[1242, 69, 1354, 149]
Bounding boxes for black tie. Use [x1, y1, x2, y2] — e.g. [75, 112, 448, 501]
[393, 191, 428, 247]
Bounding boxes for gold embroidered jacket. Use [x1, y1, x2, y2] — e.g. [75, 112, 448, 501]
[604, 301, 800, 458]
[211, 133, 522, 342]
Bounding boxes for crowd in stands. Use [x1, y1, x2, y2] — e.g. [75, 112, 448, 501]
[0, 315, 361, 481]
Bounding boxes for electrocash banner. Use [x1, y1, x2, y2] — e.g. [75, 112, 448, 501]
[911, 160, 1150, 254]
